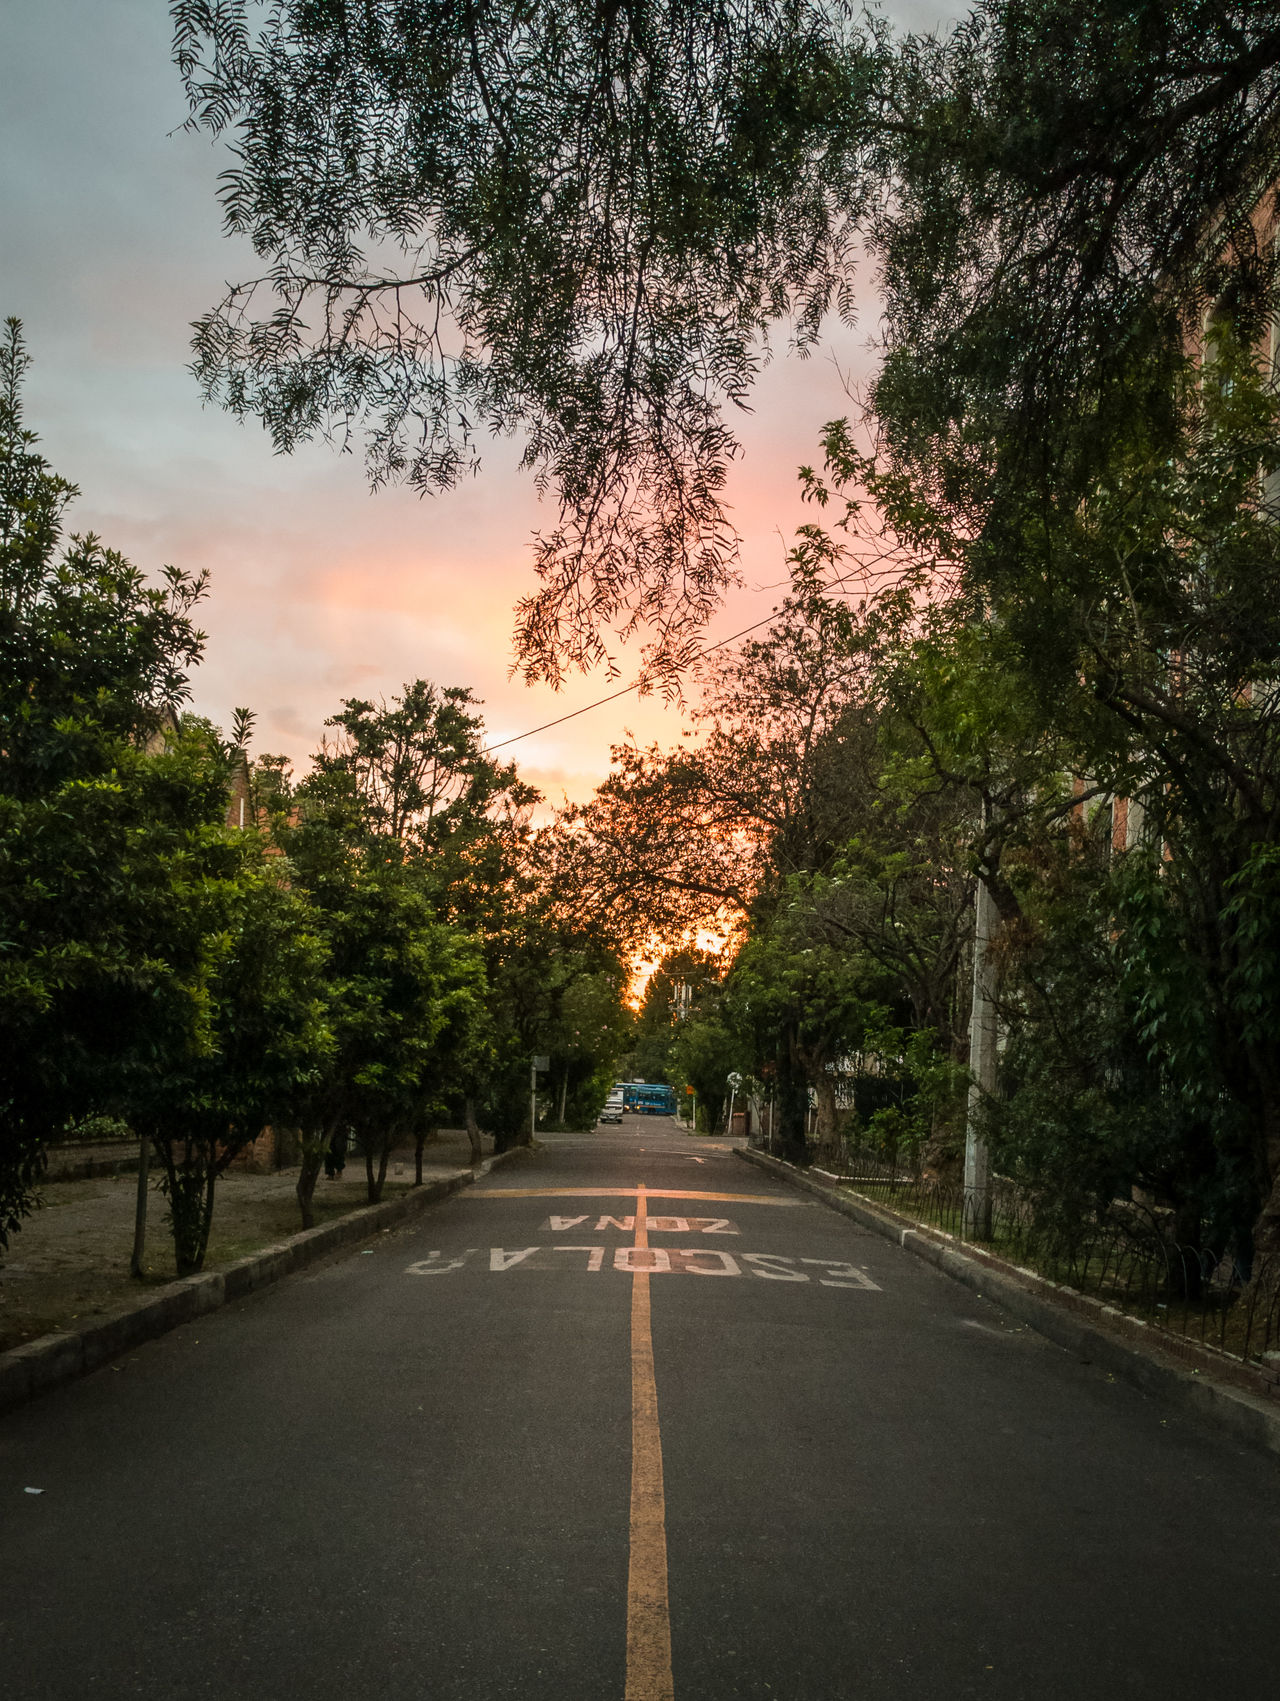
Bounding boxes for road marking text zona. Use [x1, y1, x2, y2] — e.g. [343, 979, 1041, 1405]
[547, 1214, 738, 1234]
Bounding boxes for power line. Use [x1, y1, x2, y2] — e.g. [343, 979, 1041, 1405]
[482, 551, 899, 756]
[482, 610, 781, 754]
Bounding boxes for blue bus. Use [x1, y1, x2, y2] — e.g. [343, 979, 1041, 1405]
[622, 1082, 678, 1116]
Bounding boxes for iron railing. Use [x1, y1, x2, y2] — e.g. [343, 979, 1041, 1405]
[796, 1138, 1280, 1373]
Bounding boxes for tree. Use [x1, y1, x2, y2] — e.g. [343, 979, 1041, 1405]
[271, 757, 488, 1220]
[126, 809, 330, 1274]
[666, 982, 748, 1138]
[470, 882, 629, 1150]
[0, 319, 211, 1250]
[797, 305, 1280, 1253]
[564, 577, 902, 944]
[172, 4, 1280, 675]
[873, 0, 1280, 545]
[543, 967, 634, 1130]
[630, 948, 720, 1085]
[977, 327, 1280, 1256]
[321, 681, 515, 843]
[171, 0, 879, 679]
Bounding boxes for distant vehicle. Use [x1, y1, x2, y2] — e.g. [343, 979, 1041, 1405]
[624, 1082, 678, 1116]
[599, 1090, 625, 1125]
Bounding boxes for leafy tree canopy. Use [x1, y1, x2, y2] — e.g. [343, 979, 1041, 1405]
[874, 0, 1280, 527]
[170, 0, 879, 679]
[171, 2, 1280, 668]
[0, 321, 222, 1248]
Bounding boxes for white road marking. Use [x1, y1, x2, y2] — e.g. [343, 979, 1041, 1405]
[404, 1250, 476, 1274]
[404, 1248, 885, 1290]
[802, 1258, 883, 1290]
[555, 1246, 605, 1271]
[741, 1253, 808, 1282]
[544, 1214, 738, 1235]
[669, 1249, 739, 1276]
[489, 1247, 540, 1270]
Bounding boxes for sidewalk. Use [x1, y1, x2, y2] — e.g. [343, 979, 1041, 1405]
[0, 1132, 485, 1354]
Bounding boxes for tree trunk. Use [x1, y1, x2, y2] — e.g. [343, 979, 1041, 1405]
[414, 1129, 426, 1187]
[465, 1096, 483, 1165]
[130, 1132, 150, 1279]
[494, 1120, 529, 1153]
[775, 1033, 810, 1166]
[557, 1069, 568, 1127]
[155, 1134, 213, 1277]
[814, 1074, 841, 1169]
[296, 1146, 323, 1229]
[964, 872, 998, 1240]
[366, 1135, 393, 1204]
[192, 1158, 219, 1272]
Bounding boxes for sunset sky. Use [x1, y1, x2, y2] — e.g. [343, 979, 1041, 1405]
[1, 1, 948, 807]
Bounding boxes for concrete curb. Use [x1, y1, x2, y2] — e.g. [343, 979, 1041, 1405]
[734, 1146, 1280, 1462]
[0, 1150, 518, 1416]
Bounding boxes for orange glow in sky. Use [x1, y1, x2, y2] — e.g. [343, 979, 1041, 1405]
[0, 2, 886, 809]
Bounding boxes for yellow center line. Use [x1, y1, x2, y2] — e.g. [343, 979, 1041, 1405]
[626, 1187, 675, 1701]
[473, 1188, 798, 1205]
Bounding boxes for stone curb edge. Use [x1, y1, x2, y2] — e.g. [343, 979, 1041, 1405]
[733, 1146, 1280, 1463]
[0, 1149, 520, 1416]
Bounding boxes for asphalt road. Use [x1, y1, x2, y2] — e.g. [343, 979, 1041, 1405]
[3, 1119, 1278, 1700]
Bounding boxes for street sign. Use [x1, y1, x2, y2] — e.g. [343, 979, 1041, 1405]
[533, 1055, 550, 1072]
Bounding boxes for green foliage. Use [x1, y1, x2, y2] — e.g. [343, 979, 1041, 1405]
[629, 949, 719, 1085]
[0, 321, 216, 1249]
[0, 319, 632, 1266]
[872, 0, 1280, 562]
[852, 1023, 969, 1173]
[666, 991, 746, 1136]
[543, 969, 634, 1130]
[274, 755, 488, 1203]
[172, 0, 879, 679]
[173, 1, 1280, 685]
[129, 832, 331, 1274]
[983, 840, 1253, 1249]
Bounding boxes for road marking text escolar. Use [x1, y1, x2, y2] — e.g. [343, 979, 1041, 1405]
[404, 1248, 881, 1288]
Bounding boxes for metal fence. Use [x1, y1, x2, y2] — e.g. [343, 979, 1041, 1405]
[809, 1140, 1280, 1373]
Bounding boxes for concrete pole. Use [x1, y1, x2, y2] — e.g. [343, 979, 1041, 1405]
[964, 874, 997, 1240]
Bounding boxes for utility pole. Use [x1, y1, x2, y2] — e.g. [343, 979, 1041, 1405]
[531, 1055, 549, 1142]
[964, 873, 997, 1240]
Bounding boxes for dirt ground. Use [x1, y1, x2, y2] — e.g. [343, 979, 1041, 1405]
[0, 1131, 483, 1353]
